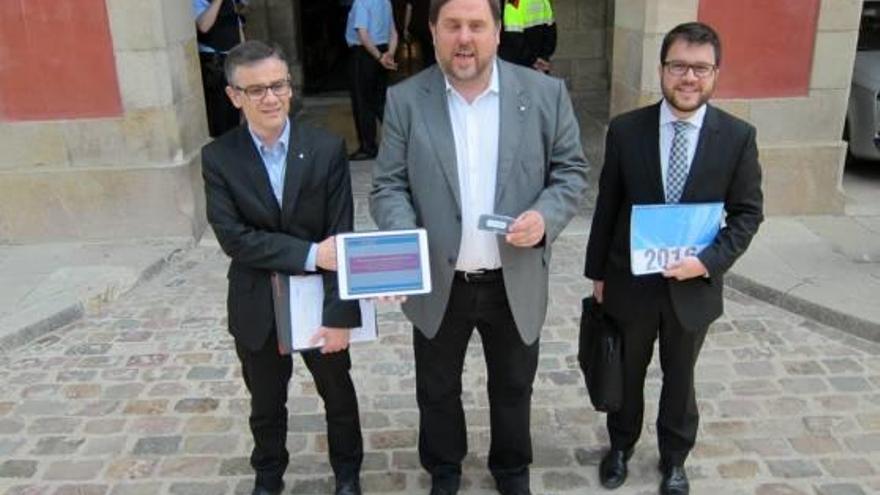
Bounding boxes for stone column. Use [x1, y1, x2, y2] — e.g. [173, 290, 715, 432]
[0, 0, 208, 242]
[609, 0, 861, 214]
[552, 0, 611, 124]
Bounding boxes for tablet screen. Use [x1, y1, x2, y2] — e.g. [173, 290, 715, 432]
[342, 232, 425, 296]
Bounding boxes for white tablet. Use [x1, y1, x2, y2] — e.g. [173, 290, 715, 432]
[336, 229, 432, 300]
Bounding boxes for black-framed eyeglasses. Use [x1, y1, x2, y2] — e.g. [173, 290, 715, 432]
[663, 61, 717, 78]
[233, 78, 292, 101]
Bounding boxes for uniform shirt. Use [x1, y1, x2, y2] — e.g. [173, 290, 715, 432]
[659, 99, 706, 191]
[445, 60, 502, 271]
[345, 0, 394, 47]
[247, 118, 318, 271]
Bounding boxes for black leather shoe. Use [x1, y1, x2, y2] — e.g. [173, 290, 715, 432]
[429, 487, 457, 495]
[659, 463, 689, 495]
[429, 477, 460, 495]
[496, 474, 531, 495]
[599, 448, 632, 489]
[251, 484, 283, 495]
[499, 486, 532, 495]
[348, 149, 377, 161]
[335, 478, 362, 495]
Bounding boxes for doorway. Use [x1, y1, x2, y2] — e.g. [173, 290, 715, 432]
[300, 0, 351, 94]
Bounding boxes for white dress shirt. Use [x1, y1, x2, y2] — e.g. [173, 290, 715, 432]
[659, 99, 706, 192]
[445, 60, 501, 271]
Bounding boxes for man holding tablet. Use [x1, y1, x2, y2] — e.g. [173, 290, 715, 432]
[202, 41, 364, 495]
[370, 0, 587, 493]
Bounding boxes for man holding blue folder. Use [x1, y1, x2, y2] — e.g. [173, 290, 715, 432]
[584, 22, 763, 495]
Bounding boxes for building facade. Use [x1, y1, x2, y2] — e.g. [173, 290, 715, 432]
[0, 0, 861, 242]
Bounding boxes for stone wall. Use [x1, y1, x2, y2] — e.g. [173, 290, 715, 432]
[242, 0, 304, 88]
[608, 0, 861, 214]
[552, 0, 611, 121]
[0, 0, 208, 242]
[551, 0, 612, 166]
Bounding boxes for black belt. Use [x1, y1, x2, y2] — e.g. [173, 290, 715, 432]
[454, 269, 502, 283]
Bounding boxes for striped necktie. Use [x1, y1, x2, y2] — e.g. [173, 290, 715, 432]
[666, 120, 690, 203]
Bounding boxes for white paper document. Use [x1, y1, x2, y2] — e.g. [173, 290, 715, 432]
[285, 275, 377, 351]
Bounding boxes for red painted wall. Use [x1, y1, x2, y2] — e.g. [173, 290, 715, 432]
[698, 0, 820, 99]
[0, 0, 122, 121]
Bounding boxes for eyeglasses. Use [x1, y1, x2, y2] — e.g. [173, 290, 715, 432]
[233, 79, 292, 101]
[663, 61, 716, 78]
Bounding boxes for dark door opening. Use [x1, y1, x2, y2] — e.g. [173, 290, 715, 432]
[301, 0, 351, 94]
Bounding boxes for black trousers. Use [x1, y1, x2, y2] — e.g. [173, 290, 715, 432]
[606, 278, 709, 466]
[235, 331, 363, 490]
[199, 52, 240, 137]
[414, 275, 539, 489]
[349, 44, 388, 154]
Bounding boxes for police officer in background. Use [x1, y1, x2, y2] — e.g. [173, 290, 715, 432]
[194, 0, 244, 137]
[499, 0, 556, 73]
[345, 0, 398, 161]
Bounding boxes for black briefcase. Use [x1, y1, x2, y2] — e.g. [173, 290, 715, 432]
[577, 296, 623, 413]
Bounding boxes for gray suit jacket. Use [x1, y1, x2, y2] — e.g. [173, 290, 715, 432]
[370, 60, 588, 344]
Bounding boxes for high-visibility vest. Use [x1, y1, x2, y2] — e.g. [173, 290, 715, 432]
[504, 0, 554, 32]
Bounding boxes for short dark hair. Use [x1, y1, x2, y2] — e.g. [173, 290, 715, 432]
[224, 40, 288, 86]
[660, 22, 722, 67]
[429, 0, 501, 26]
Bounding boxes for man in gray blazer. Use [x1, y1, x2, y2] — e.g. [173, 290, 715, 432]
[370, 1, 587, 493]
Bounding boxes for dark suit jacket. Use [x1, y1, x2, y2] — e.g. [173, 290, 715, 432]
[585, 102, 763, 332]
[202, 122, 361, 351]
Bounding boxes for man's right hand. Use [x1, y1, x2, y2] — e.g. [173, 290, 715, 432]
[316, 236, 337, 271]
[593, 280, 604, 304]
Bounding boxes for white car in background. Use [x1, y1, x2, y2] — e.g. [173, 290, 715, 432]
[847, 1, 880, 161]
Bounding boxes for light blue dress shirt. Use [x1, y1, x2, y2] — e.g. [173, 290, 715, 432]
[345, 0, 394, 47]
[248, 118, 318, 271]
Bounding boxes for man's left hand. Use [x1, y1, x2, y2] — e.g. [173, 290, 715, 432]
[505, 210, 545, 247]
[662, 256, 708, 281]
[380, 52, 398, 71]
[309, 327, 351, 354]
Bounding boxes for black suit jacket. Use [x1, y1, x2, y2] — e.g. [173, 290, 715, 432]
[202, 122, 361, 351]
[585, 102, 763, 332]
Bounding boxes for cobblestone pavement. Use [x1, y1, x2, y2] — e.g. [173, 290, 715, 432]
[1, 165, 880, 494]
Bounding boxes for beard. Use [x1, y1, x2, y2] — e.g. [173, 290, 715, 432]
[440, 48, 491, 86]
[662, 80, 714, 115]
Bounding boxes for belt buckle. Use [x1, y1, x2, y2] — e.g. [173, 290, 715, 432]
[463, 269, 486, 283]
